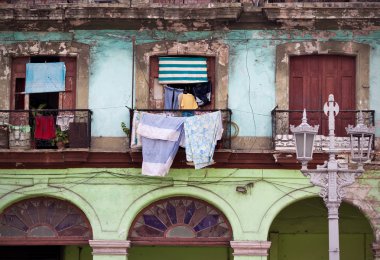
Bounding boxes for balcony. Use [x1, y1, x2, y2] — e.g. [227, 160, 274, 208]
[272, 109, 375, 152]
[129, 109, 232, 150]
[0, 109, 92, 150]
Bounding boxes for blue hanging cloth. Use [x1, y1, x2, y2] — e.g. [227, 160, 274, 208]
[25, 62, 66, 93]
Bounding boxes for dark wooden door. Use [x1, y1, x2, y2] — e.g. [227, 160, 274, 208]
[289, 55, 356, 136]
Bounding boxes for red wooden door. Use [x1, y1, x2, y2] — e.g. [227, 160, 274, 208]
[289, 55, 356, 136]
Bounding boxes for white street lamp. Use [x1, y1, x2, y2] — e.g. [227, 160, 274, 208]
[290, 94, 375, 260]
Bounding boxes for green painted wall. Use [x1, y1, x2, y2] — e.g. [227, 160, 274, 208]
[0, 168, 378, 247]
[129, 246, 232, 260]
[63, 245, 92, 260]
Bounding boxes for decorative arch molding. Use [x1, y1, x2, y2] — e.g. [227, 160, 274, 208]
[275, 41, 370, 110]
[135, 40, 229, 109]
[0, 41, 90, 110]
[128, 196, 232, 246]
[0, 196, 93, 245]
[261, 190, 379, 243]
[118, 186, 243, 240]
[259, 190, 317, 240]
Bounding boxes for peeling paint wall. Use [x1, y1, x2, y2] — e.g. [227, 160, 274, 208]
[1, 29, 380, 140]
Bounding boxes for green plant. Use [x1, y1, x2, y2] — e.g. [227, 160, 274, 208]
[53, 128, 69, 146]
[121, 122, 130, 137]
[31, 103, 47, 117]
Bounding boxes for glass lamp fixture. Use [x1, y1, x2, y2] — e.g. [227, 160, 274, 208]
[290, 109, 319, 170]
[346, 111, 375, 166]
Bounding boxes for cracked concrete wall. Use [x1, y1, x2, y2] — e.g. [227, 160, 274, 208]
[1, 30, 380, 150]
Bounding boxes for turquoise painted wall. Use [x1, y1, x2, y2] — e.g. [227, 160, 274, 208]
[2, 30, 379, 137]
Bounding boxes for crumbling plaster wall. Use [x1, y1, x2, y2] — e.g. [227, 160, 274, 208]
[1, 30, 380, 149]
[135, 40, 229, 109]
[0, 40, 89, 110]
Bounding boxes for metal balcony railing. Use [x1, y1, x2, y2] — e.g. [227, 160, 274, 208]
[0, 109, 92, 150]
[271, 109, 375, 151]
[267, 0, 379, 2]
[129, 109, 232, 149]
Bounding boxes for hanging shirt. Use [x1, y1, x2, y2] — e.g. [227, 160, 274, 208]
[180, 94, 198, 110]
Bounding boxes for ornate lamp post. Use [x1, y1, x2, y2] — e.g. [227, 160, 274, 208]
[290, 94, 375, 260]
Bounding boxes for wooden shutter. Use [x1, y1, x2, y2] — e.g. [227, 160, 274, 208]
[59, 56, 77, 109]
[289, 55, 356, 136]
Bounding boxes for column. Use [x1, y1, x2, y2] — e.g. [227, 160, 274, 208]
[89, 240, 131, 260]
[372, 242, 380, 260]
[230, 241, 271, 260]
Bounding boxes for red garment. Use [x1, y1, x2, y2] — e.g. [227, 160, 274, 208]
[34, 116, 56, 140]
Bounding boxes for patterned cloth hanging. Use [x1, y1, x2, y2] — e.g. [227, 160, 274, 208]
[158, 57, 208, 84]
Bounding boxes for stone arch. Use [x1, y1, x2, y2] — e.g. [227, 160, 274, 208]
[128, 196, 232, 246]
[275, 41, 370, 110]
[0, 185, 102, 238]
[267, 197, 375, 259]
[135, 40, 229, 109]
[0, 41, 90, 110]
[119, 186, 242, 241]
[0, 196, 93, 245]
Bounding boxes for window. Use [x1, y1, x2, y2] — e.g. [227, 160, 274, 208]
[149, 56, 216, 110]
[11, 56, 77, 110]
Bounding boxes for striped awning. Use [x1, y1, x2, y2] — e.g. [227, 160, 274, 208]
[158, 57, 208, 84]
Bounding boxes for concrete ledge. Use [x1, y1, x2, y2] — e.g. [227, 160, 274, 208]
[90, 240, 131, 255]
[230, 240, 271, 256]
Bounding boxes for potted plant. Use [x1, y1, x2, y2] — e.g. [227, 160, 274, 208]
[53, 128, 69, 149]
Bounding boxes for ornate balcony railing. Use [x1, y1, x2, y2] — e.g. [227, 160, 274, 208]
[272, 109, 375, 151]
[0, 109, 92, 150]
[267, 0, 378, 2]
[129, 109, 232, 149]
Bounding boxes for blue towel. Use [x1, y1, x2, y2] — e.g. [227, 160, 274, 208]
[25, 62, 66, 93]
[137, 113, 185, 176]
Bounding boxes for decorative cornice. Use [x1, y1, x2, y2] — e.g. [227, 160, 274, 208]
[89, 240, 131, 255]
[230, 241, 271, 256]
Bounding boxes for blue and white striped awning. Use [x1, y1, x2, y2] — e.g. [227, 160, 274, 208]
[158, 57, 208, 84]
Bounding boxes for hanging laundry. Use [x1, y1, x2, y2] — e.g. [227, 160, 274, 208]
[193, 81, 212, 107]
[180, 93, 198, 110]
[56, 112, 74, 131]
[137, 113, 185, 176]
[164, 85, 183, 109]
[130, 110, 144, 149]
[184, 111, 223, 169]
[34, 115, 56, 140]
[25, 62, 66, 93]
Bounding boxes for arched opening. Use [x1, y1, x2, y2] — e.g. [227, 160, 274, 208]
[0, 197, 93, 260]
[128, 196, 233, 260]
[268, 197, 374, 260]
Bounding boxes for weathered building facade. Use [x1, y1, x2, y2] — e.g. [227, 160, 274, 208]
[0, 1, 380, 260]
